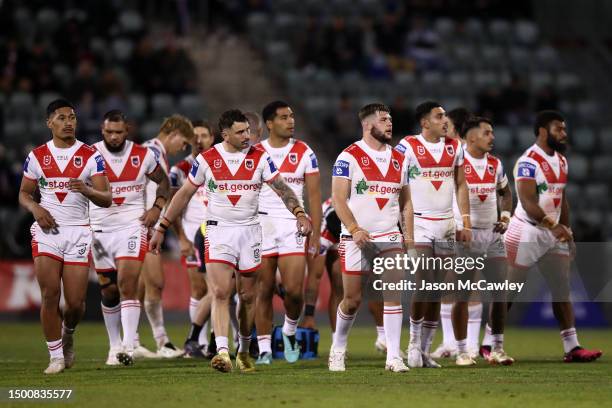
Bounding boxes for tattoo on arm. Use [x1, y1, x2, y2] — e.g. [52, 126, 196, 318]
[270, 176, 300, 213]
[149, 167, 170, 201]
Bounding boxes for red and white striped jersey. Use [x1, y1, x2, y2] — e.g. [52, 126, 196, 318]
[170, 154, 207, 225]
[332, 140, 408, 235]
[23, 140, 106, 226]
[453, 150, 507, 229]
[90, 141, 159, 232]
[143, 138, 169, 208]
[188, 143, 279, 226]
[513, 144, 568, 225]
[257, 138, 319, 219]
[395, 134, 463, 219]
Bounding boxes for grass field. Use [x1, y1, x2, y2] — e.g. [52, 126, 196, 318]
[0, 323, 610, 407]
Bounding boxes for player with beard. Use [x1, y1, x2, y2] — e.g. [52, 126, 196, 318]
[506, 110, 602, 362]
[90, 110, 170, 365]
[329, 103, 413, 373]
[20, 99, 112, 374]
[254, 101, 322, 365]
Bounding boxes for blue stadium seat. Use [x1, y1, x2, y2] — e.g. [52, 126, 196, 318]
[516, 126, 534, 150]
[128, 94, 147, 119]
[151, 93, 175, 118]
[178, 95, 205, 119]
[571, 127, 596, 153]
[514, 20, 539, 45]
[566, 154, 588, 182]
[493, 126, 514, 154]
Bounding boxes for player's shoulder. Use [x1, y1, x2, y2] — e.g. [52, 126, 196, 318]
[486, 152, 501, 165]
[395, 135, 417, 153]
[173, 159, 192, 175]
[291, 138, 312, 151]
[31, 141, 50, 156]
[130, 142, 149, 155]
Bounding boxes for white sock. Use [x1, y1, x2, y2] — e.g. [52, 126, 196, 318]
[331, 307, 356, 352]
[101, 302, 122, 349]
[47, 339, 63, 359]
[216, 335, 229, 353]
[282, 315, 298, 337]
[120, 300, 141, 351]
[421, 321, 438, 354]
[492, 334, 504, 351]
[189, 297, 199, 323]
[456, 338, 468, 354]
[376, 325, 385, 343]
[134, 332, 141, 348]
[409, 317, 423, 345]
[383, 305, 402, 361]
[144, 300, 169, 348]
[199, 320, 209, 346]
[257, 335, 272, 354]
[467, 303, 482, 350]
[560, 328, 580, 353]
[482, 324, 493, 347]
[440, 303, 455, 347]
[238, 334, 251, 353]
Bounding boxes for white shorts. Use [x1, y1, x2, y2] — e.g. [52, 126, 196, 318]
[182, 220, 201, 268]
[414, 216, 456, 256]
[338, 231, 403, 275]
[261, 214, 306, 257]
[91, 225, 148, 272]
[466, 228, 507, 259]
[505, 216, 569, 269]
[205, 222, 262, 273]
[320, 229, 339, 256]
[30, 223, 92, 266]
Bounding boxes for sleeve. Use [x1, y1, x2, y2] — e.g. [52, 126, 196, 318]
[169, 165, 184, 189]
[143, 149, 160, 176]
[496, 160, 508, 188]
[89, 152, 106, 177]
[187, 154, 209, 186]
[22, 152, 40, 181]
[402, 155, 410, 186]
[262, 152, 280, 182]
[455, 142, 464, 166]
[332, 152, 352, 180]
[514, 157, 537, 181]
[304, 147, 320, 175]
[394, 139, 408, 155]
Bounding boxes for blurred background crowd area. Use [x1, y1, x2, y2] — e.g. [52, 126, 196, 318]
[1, 0, 612, 259]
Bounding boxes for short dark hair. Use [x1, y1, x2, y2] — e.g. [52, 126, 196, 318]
[461, 116, 492, 138]
[46, 98, 75, 118]
[358, 103, 390, 121]
[103, 109, 127, 123]
[415, 101, 442, 123]
[262, 101, 290, 123]
[192, 119, 213, 134]
[218, 109, 248, 132]
[534, 110, 565, 136]
[446, 108, 472, 135]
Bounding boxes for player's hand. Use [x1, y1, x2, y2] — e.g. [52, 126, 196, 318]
[296, 214, 312, 236]
[140, 207, 161, 228]
[33, 205, 57, 230]
[493, 217, 510, 234]
[149, 228, 165, 254]
[307, 231, 321, 259]
[68, 178, 91, 196]
[551, 224, 573, 242]
[352, 229, 372, 249]
[179, 236, 194, 258]
[457, 228, 472, 243]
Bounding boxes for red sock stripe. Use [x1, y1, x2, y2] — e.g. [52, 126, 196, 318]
[338, 310, 355, 321]
[47, 342, 63, 351]
[258, 335, 272, 340]
[102, 306, 121, 314]
[410, 318, 424, 325]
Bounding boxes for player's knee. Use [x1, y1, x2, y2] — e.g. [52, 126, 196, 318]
[64, 298, 85, 312]
[342, 296, 361, 314]
[40, 289, 61, 307]
[101, 285, 120, 305]
[211, 286, 232, 301]
[284, 289, 303, 307]
[239, 290, 256, 305]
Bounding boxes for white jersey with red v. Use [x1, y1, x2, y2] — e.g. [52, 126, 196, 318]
[90, 140, 159, 232]
[257, 138, 319, 219]
[188, 143, 279, 226]
[453, 151, 507, 229]
[22, 140, 106, 226]
[170, 154, 208, 225]
[395, 134, 463, 219]
[143, 138, 169, 208]
[513, 143, 568, 225]
[332, 140, 408, 235]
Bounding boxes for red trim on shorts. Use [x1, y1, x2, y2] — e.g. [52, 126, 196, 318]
[206, 259, 237, 269]
[116, 256, 145, 261]
[262, 252, 279, 258]
[63, 261, 90, 266]
[277, 251, 306, 258]
[34, 252, 63, 263]
[238, 264, 261, 274]
[371, 231, 402, 239]
[181, 255, 200, 268]
[23, 174, 37, 181]
[415, 215, 453, 221]
[342, 269, 366, 276]
[96, 268, 116, 273]
[415, 244, 433, 249]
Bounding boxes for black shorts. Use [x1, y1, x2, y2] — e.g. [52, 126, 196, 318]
[193, 225, 207, 273]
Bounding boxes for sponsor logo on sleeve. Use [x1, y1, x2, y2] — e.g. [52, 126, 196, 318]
[517, 162, 536, 178]
[310, 153, 318, 169]
[266, 156, 278, 173]
[190, 160, 200, 177]
[333, 160, 350, 177]
[95, 155, 105, 172]
[394, 143, 407, 154]
[170, 172, 179, 188]
[23, 156, 30, 172]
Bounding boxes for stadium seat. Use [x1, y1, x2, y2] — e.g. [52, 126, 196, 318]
[480, 45, 504, 68]
[516, 126, 534, 150]
[530, 71, 554, 89]
[36, 8, 60, 34]
[508, 46, 532, 70]
[38, 92, 61, 117]
[567, 154, 589, 182]
[488, 19, 511, 43]
[4, 121, 27, 145]
[178, 95, 205, 119]
[556, 72, 582, 93]
[119, 10, 144, 34]
[571, 127, 596, 153]
[591, 155, 612, 181]
[564, 183, 582, 209]
[584, 183, 610, 210]
[434, 17, 455, 38]
[8, 93, 34, 121]
[140, 120, 161, 140]
[473, 70, 498, 88]
[465, 18, 485, 39]
[598, 127, 612, 153]
[514, 20, 539, 45]
[128, 94, 147, 120]
[112, 38, 134, 62]
[535, 44, 560, 68]
[151, 93, 175, 118]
